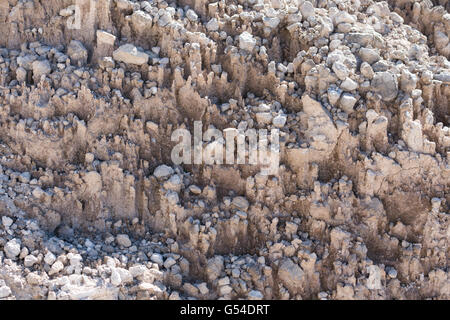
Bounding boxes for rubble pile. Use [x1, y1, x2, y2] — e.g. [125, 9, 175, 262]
[0, 0, 448, 300]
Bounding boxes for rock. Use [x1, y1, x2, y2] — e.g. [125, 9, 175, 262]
[255, 112, 273, 125]
[272, 114, 287, 128]
[113, 44, 149, 65]
[206, 18, 219, 31]
[44, 252, 56, 265]
[158, 11, 172, 27]
[197, 282, 209, 295]
[129, 265, 147, 277]
[219, 285, 232, 295]
[67, 40, 88, 66]
[24, 255, 38, 267]
[16, 67, 27, 82]
[328, 87, 342, 106]
[232, 196, 249, 211]
[332, 61, 349, 81]
[299, 1, 314, 20]
[4, 239, 21, 259]
[333, 11, 356, 26]
[2, 216, 13, 228]
[434, 72, 450, 84]
[163, 257, 176, 269]
[371, 72, 398, 102]
[131, 11, 152, 33]
[96, 30, 116, 46]
[150, 253, 164, 265]
[153, 165, 174, 179]
[206, 256, 224, 282]
[116, 234, 132, 247]
[248, 290, 264, 300]
[17, 55, 37, 70]
[367, 265, 382, 290]
[278, 258, 305, 294]
[186, 9, 198, 22]
[360, 62, 374, 79]
[32, 60, 51, 79]
[0, 286, 11, 298]
[49, 260, 64, 275]
[239, 32, 256, 52]
[340, 93, 358, 113]
[359, 48, 380, 64]
[340, 78, 358, 91]
[111, 269, 122, 286]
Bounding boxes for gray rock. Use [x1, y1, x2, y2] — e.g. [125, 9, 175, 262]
[186, 9, 198, 22]
[359, 48, 380, 64]
[116, 234, 132, 247]
[299, 1, 314, 20]
[340, 78, 358, 91]
[332, 61, 349, 81]
[32, 60, 51, 80]
[278, 258, 305, 294]
[206, 18, 219, 31]
[371, 72, 398, 102]
[67, 40, 88, 66]
[113, 44, 149, 65]
[153, 164, 174, 179]
[340, 93, 358, 113]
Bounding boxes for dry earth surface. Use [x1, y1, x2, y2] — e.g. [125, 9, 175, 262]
[0, 0, 449, 300]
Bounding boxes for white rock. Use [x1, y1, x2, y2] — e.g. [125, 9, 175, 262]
[116, 234, 132, 248]
[32, 60, 51, 79]
[239, 32, 256, 52]
[49, 260, 64, 275]
[299, 1, 314, 20]
[158, 11, 172, 27]
[197, 282, 209, 295]
[4, 239, 21, 259]
[328, 88, 342, 106]
[24, 255, 38, 267]
[111, 269, 122, 286]
[164, 257, 176, 269]
[44, 251, 56, 265]
[272, 114, 287, 128]
[113, 44, 149, 65]
[332, 61, 349, 81]
[129, 265, 147, 277]
[218, 277, 230, 286]
[367, 265, 382, 290]
[219, 285, 232, 295]
[2, 216, 13, 228]
[153, 164, 174, 178]
[340, 93, 358, 113]
[150, 253, 164, 265]
[131, 10, 153, 32]
[206, 18, 219, 31]
[186, 9, 198, 22]
[340, 78, 358, 91]
[96, 30, 116, 46]
[0, 286, 11, 298]
[263, 16, 280, 29]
